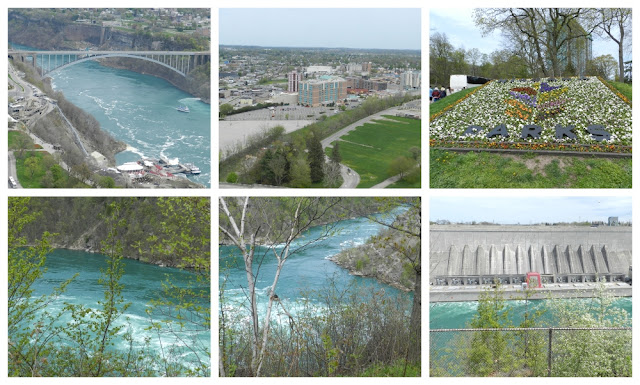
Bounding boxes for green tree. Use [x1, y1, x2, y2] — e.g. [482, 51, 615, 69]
[11, 132, 34, 158]
[220, 103, 234, 118]
[430, 32, 454, 87]
[8, 197, 76, 376]
[71, 163, 92, 183]
[408, 146, 421, 161]
[144, 197, 211, 376]
[466, 283, 515, 376]
[24, 156, 41, 179]
[98, 176, 116, 188]
[226, 172, 238, 183]
[330, 142, 342, 164]
[547, 281, 631, 376]
[587, 54, 619, 80]
[41, 170, 55, 188]
[289, 156, 312, 188]
[268, 152, 288, 186]
[388, 156, 414, 180]
[307, 133, 325, 183]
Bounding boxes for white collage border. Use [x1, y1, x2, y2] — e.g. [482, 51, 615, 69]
[1, 0, 637, 383]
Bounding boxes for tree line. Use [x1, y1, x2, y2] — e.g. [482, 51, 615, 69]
[16, 197, 209, 267]
[431, 8, 631, 86]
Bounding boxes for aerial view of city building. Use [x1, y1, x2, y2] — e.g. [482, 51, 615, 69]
[8, 8, 211, 188]
[219, 8, 421, 188]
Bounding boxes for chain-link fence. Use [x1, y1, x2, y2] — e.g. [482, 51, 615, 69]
[430, 327, 631, 377]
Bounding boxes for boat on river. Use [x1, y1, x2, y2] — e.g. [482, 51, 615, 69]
[176, 105, 190, 113]
[185, 163, 201, 175]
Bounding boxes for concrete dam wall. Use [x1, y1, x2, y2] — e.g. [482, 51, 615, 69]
[430, 225, 632, 286]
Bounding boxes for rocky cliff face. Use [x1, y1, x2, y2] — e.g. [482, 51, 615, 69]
[98, 57, 211, 103]
[330, 209, 420, 292]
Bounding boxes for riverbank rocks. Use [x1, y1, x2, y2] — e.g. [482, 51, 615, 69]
[330, 209, 420, 292]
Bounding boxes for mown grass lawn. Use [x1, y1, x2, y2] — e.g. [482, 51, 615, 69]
[326, 116, 421, 188]
[387, 173, 421, 188]
[430, 149, 631, 188]
[8, 130, 41, 150]
[429, 87, 476, 119]
[607, 81, 632, 101]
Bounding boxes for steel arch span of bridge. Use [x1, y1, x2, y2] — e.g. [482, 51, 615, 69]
[9, 50, 210, 77]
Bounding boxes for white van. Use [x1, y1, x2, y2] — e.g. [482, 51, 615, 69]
[9, 176, 17, 188]
[449, 75, 491, 93]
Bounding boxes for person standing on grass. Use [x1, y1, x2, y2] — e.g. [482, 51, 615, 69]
[432, 87, 441, 102]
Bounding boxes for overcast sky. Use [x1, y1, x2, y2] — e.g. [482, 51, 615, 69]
[430, 196, 632, 224]
[430, 8, 630, 62]
[220, 8, 421, 50]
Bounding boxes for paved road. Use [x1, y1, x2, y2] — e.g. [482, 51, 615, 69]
[370, 173, 402, 189]
[321, 106, 402, 189]
[219, 182, 288, 189]
[370, 164, 420, 188]
[8, 152, 23, 189]
[339, 165, 360, 189]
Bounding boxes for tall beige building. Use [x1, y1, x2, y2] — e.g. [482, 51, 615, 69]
[288, 70, 302, 92]
[298, 76, 347, 106]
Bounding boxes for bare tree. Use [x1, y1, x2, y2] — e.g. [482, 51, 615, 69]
[322, 162, 341, 188]
[467, 48, 482, 76]
[219, 197, 342, 376]
[598, 8, 632, 82]
[475, 8, 600, 76]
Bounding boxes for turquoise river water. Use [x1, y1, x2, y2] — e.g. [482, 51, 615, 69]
[11, 42, 211, 187]
[27, 249, 210, 370]
[430, 296, 632, 329]
[220, 212, 413, 324]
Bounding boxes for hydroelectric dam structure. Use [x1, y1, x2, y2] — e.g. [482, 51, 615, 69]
[430, 225, 632, 302]
[8, 50, 211, 78]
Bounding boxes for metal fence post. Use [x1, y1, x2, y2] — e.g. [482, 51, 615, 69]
[547, 328, 553, 376]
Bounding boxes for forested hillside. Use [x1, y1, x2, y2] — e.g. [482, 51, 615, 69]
[18, 197, 209, 267]
[218, 197, 396, 245]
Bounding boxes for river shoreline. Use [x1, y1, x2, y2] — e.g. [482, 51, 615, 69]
[28, 245, 181, 269]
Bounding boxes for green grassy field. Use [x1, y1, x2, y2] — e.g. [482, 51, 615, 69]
[429, 87, 476, 118]
[607, 81, 632, 101]
[8, 130, 41, 149]
[386, 171, 421, 188]
[326, 115, 421, 188]
[430, 149, 631, 188]
[15, 151, 50, 188]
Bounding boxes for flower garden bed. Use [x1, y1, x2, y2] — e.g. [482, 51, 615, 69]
[430, 76, 632, 154]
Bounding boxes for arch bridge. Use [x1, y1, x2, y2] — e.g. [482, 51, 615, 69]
[9, 50, 210, 77]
